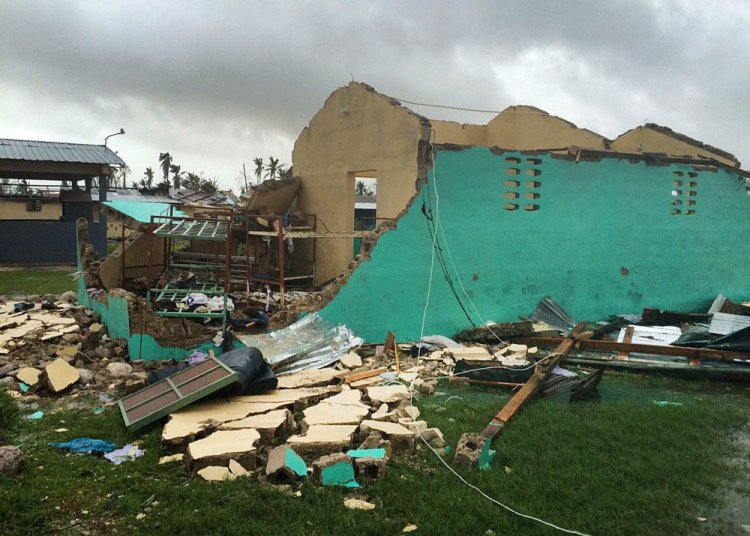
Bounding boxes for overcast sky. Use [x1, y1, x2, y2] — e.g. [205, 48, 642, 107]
[2, 0, 749, 190]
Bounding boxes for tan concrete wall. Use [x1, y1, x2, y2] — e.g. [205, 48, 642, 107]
[99, 231, 165, 290]
[293, 82, 430, 284]
[611, 126, 739, 167]
[431, 107, 607, 150]
[0, 199, 62, 220]
[484, 106, 608, 150]
[431, 120, 487, 146]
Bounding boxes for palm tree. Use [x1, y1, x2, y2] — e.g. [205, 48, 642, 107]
[355, 180, 368, 196]
[183, 172, 202, 190]
[170, 164, 183, 189]
[199, 177, 220, 194]
[140, 167, 154, 189]
[159, 152, 172, 183]
[278, 166, 293, 180]
[253, 157, 264, 184]
[264, 156, 280, 180]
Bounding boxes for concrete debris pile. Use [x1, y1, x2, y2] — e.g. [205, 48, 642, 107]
[157, 348, 450, 487]
[0, 295, 156, 400]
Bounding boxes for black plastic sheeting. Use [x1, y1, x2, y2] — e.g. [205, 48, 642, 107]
[706, 326, 750, 353]
[673, 325, 750, 354]
[148, 347, 278, 395]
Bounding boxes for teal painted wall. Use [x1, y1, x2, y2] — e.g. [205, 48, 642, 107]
[319, 147, 750, 342]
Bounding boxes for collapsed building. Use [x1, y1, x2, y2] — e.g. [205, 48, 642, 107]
[293, 82, 750, 342]
[75, 81, 750, 359]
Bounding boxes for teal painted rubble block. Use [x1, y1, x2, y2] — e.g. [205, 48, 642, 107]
[285, 448, 308, 478]
[76, 233, 240, 361]
[347, 448, 387, 459]
[320, 147, 750, 342]
[321, 461, 359, 488]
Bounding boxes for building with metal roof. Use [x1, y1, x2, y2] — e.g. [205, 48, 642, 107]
[0, 137, 125, 265]
[0, 138, 126, 166]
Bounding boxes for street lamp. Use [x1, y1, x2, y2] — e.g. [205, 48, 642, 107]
[104, 128, 125, 147]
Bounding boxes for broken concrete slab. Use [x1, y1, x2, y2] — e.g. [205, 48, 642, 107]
[275, 368, 340, 389]
[44, 358, 80, 393]
[55, 345, 79, 359]
[162, 400, 263, 451]
[229, 387, 336, 412]
[399, 419, 428, 435]
[349, 376, 384, 388]
[287, 424, 358, 460]
[339, 352, 363, 369]
[401, 405, 420, 420]
[219, 409, 293, 443]
[366, 385, 409, 405]
[186, 428, 260, 471]
[265, 445, 308, 480]
[302, 389, 370, 427]
[359, 420, 415, 453]
[371, 403, 397, 421]
[16, 367, 42, 387]
[447, 346, 494, 360]
[228, 459, 250, 477]
[197, 465, 235, 481]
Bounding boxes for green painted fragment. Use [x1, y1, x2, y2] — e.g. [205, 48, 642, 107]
[18, 382, 29, 393]
[284, 448, 308, 477]
[321, 462, 358, 487]
[346, 448, 386, 459]
[478, 439, 496, 471]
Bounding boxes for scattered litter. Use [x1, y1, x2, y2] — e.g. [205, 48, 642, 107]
[344, 497, 376, 510]
[27, 411, 44, 420]
[653, 401, 683, 407]
[158, 453, 184, 464]
[104, 444, 144, 465]
[50, 438, 117, 455]
[403, 524, 418, 533]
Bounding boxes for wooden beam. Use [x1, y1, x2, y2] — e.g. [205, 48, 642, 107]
[342, 367, 388, 384]
[513, 337, 749, 363]
[480, 323, 585, 441]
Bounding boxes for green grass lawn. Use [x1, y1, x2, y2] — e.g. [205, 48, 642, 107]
[0, 269, 76, 297]
[0, 375, 748, 535]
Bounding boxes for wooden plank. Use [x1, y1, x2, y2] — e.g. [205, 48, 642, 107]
[618, 325, 634, 360]
[384, 331, 395, 353]
[513, 337, 750, 363]
[342, 367, 387, 384]
[480, 323, 585, 441]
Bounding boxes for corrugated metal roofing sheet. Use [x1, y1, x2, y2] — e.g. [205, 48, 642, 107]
[0, 138, 126, 166]
[103, 201, 187, 223]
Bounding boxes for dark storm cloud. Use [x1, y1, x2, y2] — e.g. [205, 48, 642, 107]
[1, 0, 749, 186]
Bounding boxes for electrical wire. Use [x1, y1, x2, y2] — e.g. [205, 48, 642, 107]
[391, 97, 555, 116]
[418, 434, 593, 536]
[404, 130, 592, 536]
